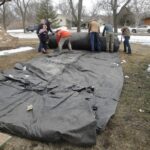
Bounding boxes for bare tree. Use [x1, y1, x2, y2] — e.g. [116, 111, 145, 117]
[0, 3, 7, 29]
[0, 0, 11, 6]
[0, 2, 14, 30]
[26, 1, 39, 24]
[68, 0, 83, 32]
[14, 0, 31, 33]
[130, 0, 150, 26]
[100, 0, 131, 32]
[0, 3, 7, 30]
[56, 0, 71, 17]
[89, 0, 103, 19]
[111, 0, 131, 32]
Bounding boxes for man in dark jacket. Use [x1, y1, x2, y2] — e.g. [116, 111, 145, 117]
[45, 19, 54, 34]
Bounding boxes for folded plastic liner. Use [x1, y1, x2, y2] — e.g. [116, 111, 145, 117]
[0, 50, 123, 146]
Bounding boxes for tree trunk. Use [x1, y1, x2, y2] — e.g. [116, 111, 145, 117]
[21, 12, 26, 33]
[14, 0, 30, 33]
[2, 4, 6, 30]
[0, 0, 11, 6]
[112, 0, 131, 33]
[113, 0, 118, 33]
[77, 0, 83, 32]
[68, 0, 83, 32]
[0, 0, 6, 6]
[69, 0, 78, 24]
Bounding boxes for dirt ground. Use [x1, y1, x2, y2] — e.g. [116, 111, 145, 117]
[0, 40, 150, 150]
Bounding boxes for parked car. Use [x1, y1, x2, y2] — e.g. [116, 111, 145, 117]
[131, 25, 150, 33]
[26, 25, 38, 32]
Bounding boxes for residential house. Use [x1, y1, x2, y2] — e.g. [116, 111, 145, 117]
[57, 14, 72, 28]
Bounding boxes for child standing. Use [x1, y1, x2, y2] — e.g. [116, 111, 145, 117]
[39, 24, 48, 53]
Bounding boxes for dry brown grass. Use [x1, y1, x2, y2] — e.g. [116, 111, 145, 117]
[1, 42, 150, 150]
[0, 39, 41, 70]
[0, 51, 41, 70]
[18, 39, 39, 47]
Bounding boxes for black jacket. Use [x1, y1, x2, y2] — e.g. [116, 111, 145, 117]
[36, 21, 53, 35]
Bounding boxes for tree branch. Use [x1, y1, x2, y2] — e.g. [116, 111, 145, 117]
[68, 0, 78, 23]
[0, 0, 11, 6]
[118, 0, 131, 14]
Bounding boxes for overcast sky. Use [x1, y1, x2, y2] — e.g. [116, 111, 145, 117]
[52, 0, 94, 12]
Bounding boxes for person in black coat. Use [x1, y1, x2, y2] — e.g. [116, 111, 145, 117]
[45, 19, 54, 34]
[37, 19, 54, 52]
[38, 24, 48, 53]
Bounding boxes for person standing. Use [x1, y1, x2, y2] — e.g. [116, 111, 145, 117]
[37, 19, 54, 52]
[55, 27, 72, 52]
[88, 19, 101, 52]
[102, 23, 114, 52]
[39, 24, 48, 53]
[37, 19, 46, 52]
[121, 26, 132, 54]
[45, 19, 54, 35]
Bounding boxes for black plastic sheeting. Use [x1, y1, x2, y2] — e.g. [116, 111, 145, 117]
[48, 32, 120, 52]
[0, 51, 123, 146]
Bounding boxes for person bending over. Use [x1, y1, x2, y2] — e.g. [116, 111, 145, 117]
[55, 27, 72, 52]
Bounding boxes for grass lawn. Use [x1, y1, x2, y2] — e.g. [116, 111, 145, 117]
[0, 41, 150, 150]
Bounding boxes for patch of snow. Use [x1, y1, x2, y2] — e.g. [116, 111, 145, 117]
[147, 67, 150, 72]
[0, 47, 34, 56]
[121, 60, 127, 64]
[23, 66, 27, 71]
[112, 62, 119, 67]
[8, 32, 38, 39]
[7, 29, 24, 33]
[118, 35, 150, 46]
[124, 75, 129, 79]
[8, 74, 14, 78]
[139, 109, 145, 113]
[27, 105, 33, 111]
[6, 29, 150, 46]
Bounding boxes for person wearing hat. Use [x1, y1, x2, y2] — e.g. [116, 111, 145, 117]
[55, 27, 72, 52]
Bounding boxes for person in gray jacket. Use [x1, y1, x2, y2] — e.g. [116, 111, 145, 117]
[102, 24, 114, 52]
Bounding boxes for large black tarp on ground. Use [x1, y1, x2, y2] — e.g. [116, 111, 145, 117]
[0, 51, 123, 146]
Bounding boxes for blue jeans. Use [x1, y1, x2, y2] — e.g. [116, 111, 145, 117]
[38, 40, 47, 52]
[90, 32, 101, 51]
[41, 41, 47, 50]
[124, 36, 131, 54]
[38, 41, 42, 52]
